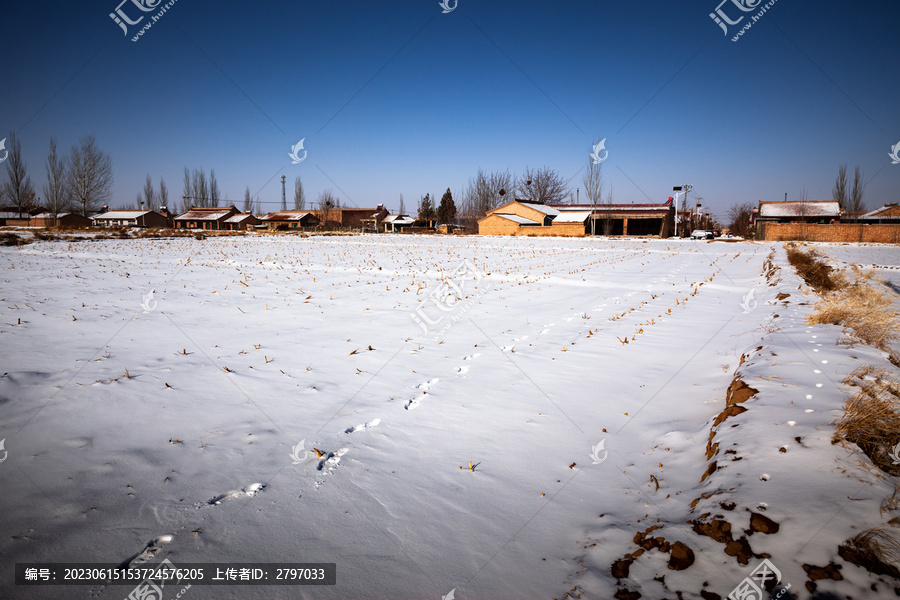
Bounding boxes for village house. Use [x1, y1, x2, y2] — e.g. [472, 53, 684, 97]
[307, 206, 388, 230]
[360, 205, 391, 232]
[477, 199, 674, 237]
[92, 209, 169, 228]
[0, 205, 46, 226]
[381, 214, 417, 233]
[224, 212, 261, 231]
[753, 200, 842, 224]
[858, 203, 900, 224]
[174, 206, 242, 230]
[259, 211, 319, 230]
[31, 213, 92, 228]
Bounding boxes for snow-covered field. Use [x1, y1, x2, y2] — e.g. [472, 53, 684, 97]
[1, 234, 899, 599]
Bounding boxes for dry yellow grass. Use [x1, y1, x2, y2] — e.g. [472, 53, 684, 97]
[807, 277, 900, 350]
[786, 245, 900, 350]
[835, 366, 900, 474]
[839, 528, 900, 578]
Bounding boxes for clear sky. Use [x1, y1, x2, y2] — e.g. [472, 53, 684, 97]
[2, 0, 898, 222]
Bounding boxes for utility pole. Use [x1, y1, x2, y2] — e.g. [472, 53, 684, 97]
[281, 175, 287, 211]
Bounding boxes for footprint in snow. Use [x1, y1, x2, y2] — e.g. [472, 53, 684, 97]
[120, 534, 173, 569]
[417, 378, 439, 390]
[456, 365, 470, 376]
[345, 418, 380, 434]
[463, 353, 481, 361]
[208, 483, 265, 505]
[317, 448, 349, 472]
[406, 379, 439, 410]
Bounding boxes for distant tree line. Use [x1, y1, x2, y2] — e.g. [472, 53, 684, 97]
[1, 131, 114, 218]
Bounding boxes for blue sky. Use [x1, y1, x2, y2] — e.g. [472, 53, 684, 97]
[2, 0, 898, 221]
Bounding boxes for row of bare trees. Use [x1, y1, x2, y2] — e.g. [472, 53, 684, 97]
[833, 164, 866, 217]
[454, 166, 573, 219]
[181, 167, 222, 211]
[1, 132, 114, 218]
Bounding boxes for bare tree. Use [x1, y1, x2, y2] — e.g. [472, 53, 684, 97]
[158, 177, 168, 210]
[518, 166, 569, 205]
[191, 168, 209, 207]
[142, 174, 156, 211]
[67, 135, 113, 217]
[601, 187, 615, 235]
[317, 189, 338, 229]
[398, 193, 406, 215]
[209, 169, 220, 207]
[43, 137, 69, 219]
[848, 166, 866, 219]
[2, 132, 36, 217]
[182, 168, 191, 212]
[727, 202, 754, 238]
[243, 187, 252, 213]
[462, 168, 513, 218]
[833, 164, 848, 210]
[294, 177, 306, 210]
[582, 155, 603, 235]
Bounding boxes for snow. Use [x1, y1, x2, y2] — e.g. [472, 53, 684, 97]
[551, 212, 591, 223]
[1, 234, 899, 599]
[491, 213, 541, 225]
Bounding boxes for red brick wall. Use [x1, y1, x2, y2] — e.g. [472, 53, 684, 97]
[761, 223, 900, 243]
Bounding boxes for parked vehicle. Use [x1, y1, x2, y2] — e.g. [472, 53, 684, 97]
[690, 230, 714, 240]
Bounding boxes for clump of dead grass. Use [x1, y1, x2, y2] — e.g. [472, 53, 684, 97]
[786, 245, 900, 350]
[839, 528, 900, 579]
[807, 276, 900, 350]
[785, 243, 844, 292]
[834, 366, 900, 474]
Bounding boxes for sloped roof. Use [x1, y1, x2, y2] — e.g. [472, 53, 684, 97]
[758, 201, 840, 218]
[555, 203, 673, 212]
[225, 213, 258, 223]
[175, 208, 236, 220]
[92, 210, 154, 220]
[32, 213, 81, 219]
[260, 211, 313, 221]
[860, 204, 900, 219]
[553, 211, 591, 223]
[520, 202, 560, 216]
[493, 213, 541, 225]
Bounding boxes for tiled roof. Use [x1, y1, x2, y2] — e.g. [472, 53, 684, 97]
[225, 214, 257, 223]
[175, 209, 235, 220]
[758, 201, 840, 218]
[92, 211, 153, 220]
[260, 212, 311, 221]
